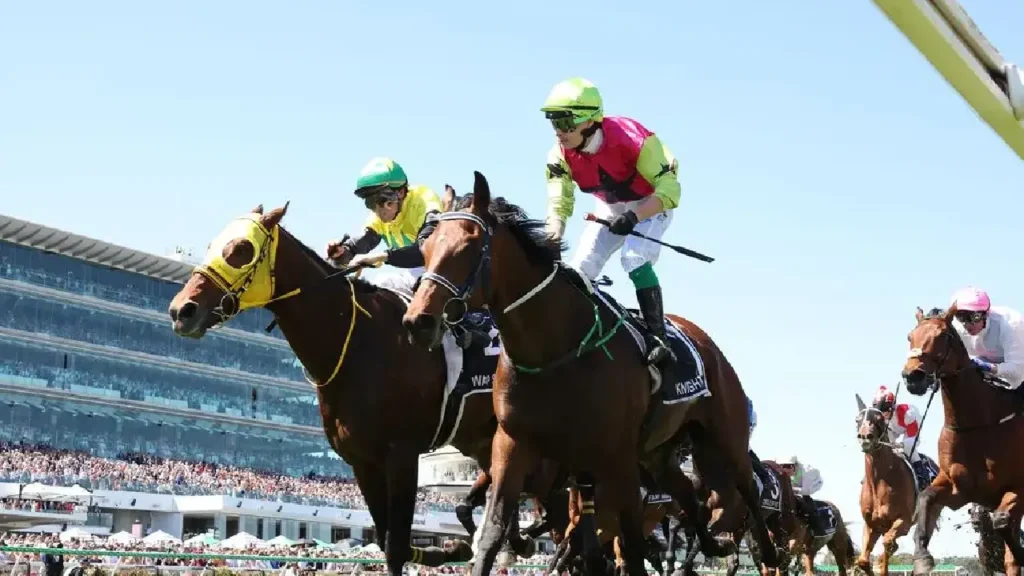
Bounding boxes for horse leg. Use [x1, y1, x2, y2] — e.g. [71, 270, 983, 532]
[993, 491, 1024, 575]
[612, 469, 648, 576]
[877, 519, 903, 576]
[654, 451, 728, 558]
[470, 428, 529, 576]
[456, 470, 490, 536]
[912, 473, 964, 575]
[351, 462, 390, 551]
[383, 449, 449, 575]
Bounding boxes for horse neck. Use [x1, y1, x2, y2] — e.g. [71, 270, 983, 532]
[489, 233, 606, 370]
[940, 366, 1010, 429]
[264, 234, 392, 390]
[863, 443, 898, 486]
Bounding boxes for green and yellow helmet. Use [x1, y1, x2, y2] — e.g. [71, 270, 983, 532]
[541, 78, 604, 131]
[354, 157, 409, 205]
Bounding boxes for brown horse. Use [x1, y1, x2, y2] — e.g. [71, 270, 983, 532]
[854, 395, 915, 576]
[902, 305, 1024, 576]
[784, 499, 855, 576]
[401, 172, 778, 576]
[166, 204, 529, 576]
[683, 458, 797, 576]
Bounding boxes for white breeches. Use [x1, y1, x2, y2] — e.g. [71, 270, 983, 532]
[569, 198, 674, 280]
[368, 266, 424, 295]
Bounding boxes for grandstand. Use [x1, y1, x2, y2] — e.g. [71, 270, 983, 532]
[0, 213, 474, 545]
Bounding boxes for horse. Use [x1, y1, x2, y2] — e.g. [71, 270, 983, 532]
[401, 171, 778, 576]
[902, 305, 1024, 576]
[853, 396, 916, 576]
[785, 499, 856, 576]
[167, 203, 556, 576]
[682, 457, 797, 576]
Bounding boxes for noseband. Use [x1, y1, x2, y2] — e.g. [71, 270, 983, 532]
[417, 212, 493, 330]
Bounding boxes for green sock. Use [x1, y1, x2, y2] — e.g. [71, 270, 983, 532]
[628, 263, 659, 290]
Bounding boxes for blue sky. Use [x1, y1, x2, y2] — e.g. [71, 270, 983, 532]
[3, 0, 1023, 557]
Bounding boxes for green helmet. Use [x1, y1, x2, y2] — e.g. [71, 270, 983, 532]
[541, 78, 604, 127]
[354, 157, 408, 201]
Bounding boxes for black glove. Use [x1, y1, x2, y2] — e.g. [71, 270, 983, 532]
[608, 210, 639, 235]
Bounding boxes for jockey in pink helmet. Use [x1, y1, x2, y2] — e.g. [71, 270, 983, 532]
[950, 287, 1024, 389]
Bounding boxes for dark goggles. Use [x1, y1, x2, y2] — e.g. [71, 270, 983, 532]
[955, 310, 987, 324]
[358, 186, 400, 210]
[545, 111, 581, 133]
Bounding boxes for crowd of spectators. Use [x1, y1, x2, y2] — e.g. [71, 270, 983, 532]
[0, 532, 552, 575]
[0, 443, 468, 513]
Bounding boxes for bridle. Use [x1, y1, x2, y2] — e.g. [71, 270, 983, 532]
[417, 212, 494, 333]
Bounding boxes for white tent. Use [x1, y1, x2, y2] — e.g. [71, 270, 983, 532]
[106, 531, 139, 544]
[264, 535, 296, 547]
[142, 530, 182, 545]
[20, 483, 67, 501]
[59, 527, 96, 543]
[215, 532, 265, 550]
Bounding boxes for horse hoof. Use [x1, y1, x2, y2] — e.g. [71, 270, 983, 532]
[516, 535, 536, 558]
[913, 554, 935, 576]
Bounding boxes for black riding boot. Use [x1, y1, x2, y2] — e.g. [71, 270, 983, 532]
[636, 286, 670, 365]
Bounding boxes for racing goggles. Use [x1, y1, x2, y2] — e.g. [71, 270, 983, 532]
[545, 110, 583, 133]
[955, 310, 987, 324]
[360, 187, 401, 210]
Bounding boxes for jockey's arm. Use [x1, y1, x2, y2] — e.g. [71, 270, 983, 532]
[544, 144, 576, 239]
[631, 134, 681, 221]
[996, 313, 1024, 388]
[802, 466, 824, 495]
[383, 209, 442, 269]
[344, 227, 382, 256]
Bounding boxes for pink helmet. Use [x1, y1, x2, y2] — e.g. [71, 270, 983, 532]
[951, 287, 991, 312]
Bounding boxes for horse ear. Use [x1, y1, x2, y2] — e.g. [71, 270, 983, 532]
[915, 307, 925, 324]
[471, 171, 491, 215]
[442, 185, 456, 212]
[262, 201, 290, 228]
[252, 204, 264, 215]
[944, 303, 958, 324]
[855, 393, 867, 413]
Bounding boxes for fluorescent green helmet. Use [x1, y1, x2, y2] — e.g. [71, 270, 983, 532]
[541, 78, 604, 131]
[354, 157, 408, 205]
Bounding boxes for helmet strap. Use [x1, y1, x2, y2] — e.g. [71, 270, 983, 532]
[575, 121, 603, 153]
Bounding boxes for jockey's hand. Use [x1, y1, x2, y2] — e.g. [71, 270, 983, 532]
[326, 238, 352, 265]
[607, 210, 639, 235]
[349, 253, 388, 268]
[971, 356, 997, 374]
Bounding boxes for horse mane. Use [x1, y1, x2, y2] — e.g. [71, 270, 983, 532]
[923, 307, 946, 320]
[276, 225, 380, 296]
[479, 196, 567, 266]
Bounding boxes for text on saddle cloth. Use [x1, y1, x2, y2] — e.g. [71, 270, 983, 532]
[588, 285, 711, 405]
[811, 502, 838, 538]
[907, 453, 939, 495]
[376, 287, 501, 451]
[757, 468, 783, 514]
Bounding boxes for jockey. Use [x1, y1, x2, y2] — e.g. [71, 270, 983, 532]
[541, 78, 681, 366]
[871, 386, 922, 462]
[779, 455, 825, 534]
[326, 157, 489, 347]
[950, 287, 1024, 390]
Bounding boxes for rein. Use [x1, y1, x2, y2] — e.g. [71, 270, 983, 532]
[420, 211, 624, 374]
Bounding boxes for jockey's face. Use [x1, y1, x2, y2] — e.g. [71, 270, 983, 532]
[779, 463, 796, 476]
[554, 119, 595, 149]
[372, 188, 406, 223]
[956, 310, 987, 336]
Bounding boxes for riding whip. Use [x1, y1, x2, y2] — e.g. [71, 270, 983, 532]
[583, 213, 715, 263]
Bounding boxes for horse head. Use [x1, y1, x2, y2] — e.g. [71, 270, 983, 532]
[902, 305, 968, 396]
[403, 171, 563, 350]
[854, 394, 887, 454]
[168, 203, 312, 337]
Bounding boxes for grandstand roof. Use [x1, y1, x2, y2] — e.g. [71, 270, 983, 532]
[0, 213, 193, 283]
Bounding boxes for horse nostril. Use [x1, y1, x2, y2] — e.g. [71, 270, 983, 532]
[178, 301, 198, 321]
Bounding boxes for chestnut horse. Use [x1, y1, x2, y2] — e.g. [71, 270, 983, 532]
[854, 395, 915, 576]
[785, 499, 855, 576]
[167, 204, 562, 576]
[401, 172, 777, 576]
[902, 305, 1024, 576]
